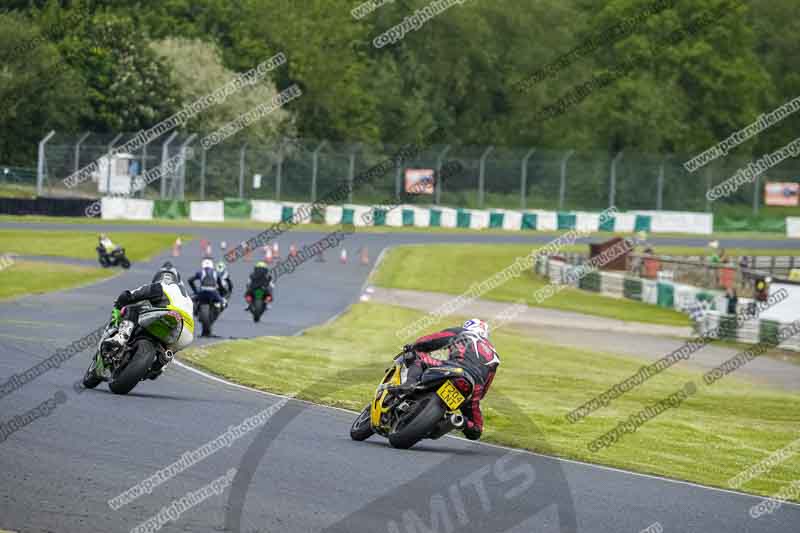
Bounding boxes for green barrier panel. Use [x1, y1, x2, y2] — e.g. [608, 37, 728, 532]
[759, 319, 781, 345]
[656, 282, 674, 308]
[557, 212, 576, 230]
[623, 277, 643, 300]
[521, 213, 537, 230]
[341, 208, 354, 225]
[599, 215, 615, 232]
[429, 209, 442, 227]
[579, 271, 601, 292]
[715, 216, 786, 233]
[310, 206, 325, 224]
[718, 314, 738, 341]
[489, 212, 504, 229]
[402, 209, 414, 226]
[634, 215, 651, 232]
[457, 209, 471, 228]
[696, 291, 716, 310]
[223, 198, 252, 219]
[153, 200, 189, 219]
[373, 208, 387, 226]
[281, 205, 294, 222]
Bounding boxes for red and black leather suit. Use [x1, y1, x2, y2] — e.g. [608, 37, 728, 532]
[406, 327, 500, 440]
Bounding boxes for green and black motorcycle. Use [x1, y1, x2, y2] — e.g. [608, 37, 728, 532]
[82, 303, 182, 395]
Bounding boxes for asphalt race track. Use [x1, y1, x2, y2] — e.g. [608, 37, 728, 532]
[1, 222, 799, 533]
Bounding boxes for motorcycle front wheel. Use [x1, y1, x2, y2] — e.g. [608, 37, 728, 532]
[350, 406, 374, 441]
[82, 354, 102, 389]
[120, 256, 131, 269]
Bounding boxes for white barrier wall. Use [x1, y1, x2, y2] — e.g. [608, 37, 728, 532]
[325, 205, 343, 226]
[613, 213, 637, 232]
[411, 207, 430, 227]
[346, 204, 373, 226]
[384, 206, 404, 227]
[787, 217, 800, 238]
[250, 200, 283, 223]
[101, 198, 154, 220]
[438, 207, 458, 228]
[502, 210, 522, 231]
[575, 212, 600, 233]
[633, 211, 713, 235]
[190, 201, 224, 222]
[468, 209, 489, 230]
[530, 210, 557, 231]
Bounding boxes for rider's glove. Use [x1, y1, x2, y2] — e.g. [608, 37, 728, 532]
[114, 290, 132, 309]
[402, 344, 417, 362]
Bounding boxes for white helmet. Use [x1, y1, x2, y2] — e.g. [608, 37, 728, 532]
[463, 318, 489, 339]
[201, 258, 214, 270]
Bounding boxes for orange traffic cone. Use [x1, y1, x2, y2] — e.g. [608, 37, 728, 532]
[360, 246, 369, 266]
[340, 248, 348, 264]
[205, 242, 213, 257]
[264, 246, 273, 264]
[172, 237, 182, 257]
[289, 243, 298, 257]
[272, 242, 280, 259]
[220, 241, 227, 253]
[242, 241, 252, 262]
[200, 239, 208, 255]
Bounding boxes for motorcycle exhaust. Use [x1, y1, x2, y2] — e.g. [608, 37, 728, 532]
[450, 414, 465, 429]
[158, 350, 174, 366]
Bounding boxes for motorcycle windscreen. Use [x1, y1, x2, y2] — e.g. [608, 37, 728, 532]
[139, 309, 183, 344]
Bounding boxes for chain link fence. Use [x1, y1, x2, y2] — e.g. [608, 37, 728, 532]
[37, 132, 800, 213]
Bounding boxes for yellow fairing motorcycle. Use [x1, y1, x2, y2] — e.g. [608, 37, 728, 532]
[350, 351, 475, 449]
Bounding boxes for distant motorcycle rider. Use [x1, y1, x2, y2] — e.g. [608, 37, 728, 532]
[97, 233, 116, 265]
[188, 258, 227, 310]
[400, 318, 499, 441]
[215, 261, 234, 299]
[102, 266, 195, 379]
[245, 261, 274, 309]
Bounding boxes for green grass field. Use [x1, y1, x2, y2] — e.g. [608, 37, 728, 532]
[372, 244, 690, 326]
[181, 302, 800, 500]
[0, 260, 116, 300]
[0, 229, 192, 261]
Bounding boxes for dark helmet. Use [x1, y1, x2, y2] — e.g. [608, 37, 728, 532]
[153, 264, 180, 284]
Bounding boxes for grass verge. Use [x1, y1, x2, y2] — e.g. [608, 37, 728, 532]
[0, 229, 192, 261]
[372, 244, 689, 326]
[181, 302, 800, 501]
[0, 260, 116, 300]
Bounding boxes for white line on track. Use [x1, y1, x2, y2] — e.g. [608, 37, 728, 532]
[173, 359, 800, 509]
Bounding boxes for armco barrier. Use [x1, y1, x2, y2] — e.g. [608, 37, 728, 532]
[101, 198, 154, 220]
[190, 201, 224, 222]
[0, 197, 98, 217]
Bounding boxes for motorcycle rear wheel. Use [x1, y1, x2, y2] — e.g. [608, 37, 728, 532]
[109, 339, 157, 395]
[350, 406, 374, 441]
[199, 304, 212, 336]
[388, 392, 445, 449]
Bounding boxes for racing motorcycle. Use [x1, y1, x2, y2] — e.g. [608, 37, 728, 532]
[350, 351, 474, 449]
[97, 245, 131, 269]
[82, 302, 179, 395]
[245, 282, 273, 323]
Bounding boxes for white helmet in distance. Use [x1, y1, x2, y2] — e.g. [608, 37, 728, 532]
[463, 318, 489, 339]
[201, 258, 214, 270]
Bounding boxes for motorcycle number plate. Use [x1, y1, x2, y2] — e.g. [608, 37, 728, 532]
[437, 381, 465, 410]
